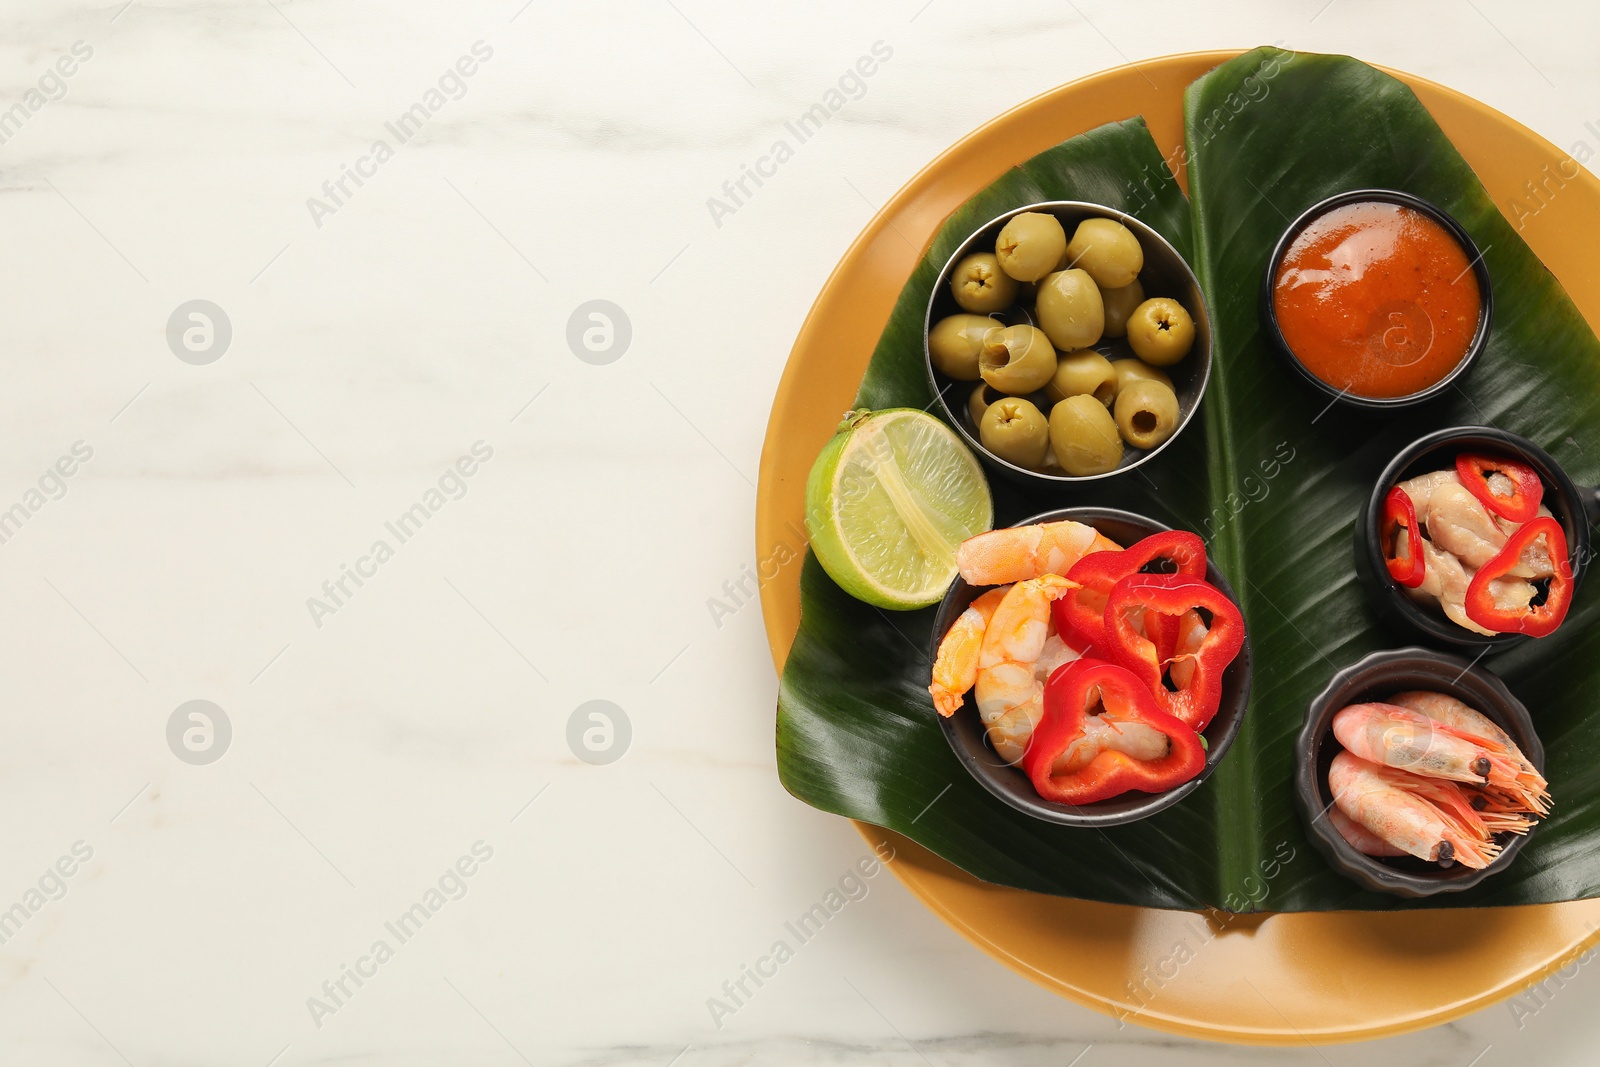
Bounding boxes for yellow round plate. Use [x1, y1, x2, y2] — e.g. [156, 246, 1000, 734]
[756, 50, 1600, 1045]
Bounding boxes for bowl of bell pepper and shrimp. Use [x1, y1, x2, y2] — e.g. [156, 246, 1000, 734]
[928, 508, 1252, 827]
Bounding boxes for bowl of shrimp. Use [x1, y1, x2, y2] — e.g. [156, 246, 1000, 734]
[1294, 646, 1547, 898]
[1355, 425, 1593, 652]
[928, 506, 1253, 827]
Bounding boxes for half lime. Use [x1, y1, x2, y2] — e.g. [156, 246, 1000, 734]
[805, 408, 993, 609]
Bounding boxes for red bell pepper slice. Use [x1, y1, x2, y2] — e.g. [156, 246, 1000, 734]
[1023, 657, 1205, 805]
[1103, 573, 1245, 732]
[1456, 453, 1543, 523]
[1381, 486, 1426, 589]
[1463, 516, 1573, 637]
[1052, 531, 1206, 650]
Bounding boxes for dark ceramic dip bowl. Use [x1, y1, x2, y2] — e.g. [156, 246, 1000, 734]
[1354, 425, 1593, 652]
[930, 507, 1251, 827]
[1295, 647, 1543, 898]
[1260, 189, 1492, 414]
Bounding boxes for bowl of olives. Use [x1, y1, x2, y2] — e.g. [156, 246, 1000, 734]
[924, 202, 1212, 484]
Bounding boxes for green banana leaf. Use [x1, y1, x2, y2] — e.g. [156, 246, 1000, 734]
[775, 47, 1600, 911]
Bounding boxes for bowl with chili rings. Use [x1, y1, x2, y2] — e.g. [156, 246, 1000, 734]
[930, 506, 1253, 827]
[1355, 426, 1592, 651]
[1261, 189, 1493, 413]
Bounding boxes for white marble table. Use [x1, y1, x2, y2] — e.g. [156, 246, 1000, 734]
[2, 0, 1597, 1063]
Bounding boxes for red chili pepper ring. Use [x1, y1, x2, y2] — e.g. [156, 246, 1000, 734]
[1464, 515, 1573, 637]
[1456, 452, 1544, 524]
[1380, 486, 1426, 589]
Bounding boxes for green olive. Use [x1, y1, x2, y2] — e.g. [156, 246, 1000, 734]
[949, 252, 1019, 313]
[1045, 349, 1118, 407]
[1110, 358, 1173, 394]
[1127, 297, 1196, 366]
[969, 382, 1050, 428]
[1063, 218, 1144, 289]
[979, 396, 1050, 469]
[1034, 269, 1105, 351]
[1049, 394, 1123, 476]
[1114, 379, 1181, 450]
[928, 314, 997, 380]
[995, 212, 1067, 282]
[978, 324, 1056, 395]
[967, 381, 1005, 427]
[1099, 278, 1145, 338]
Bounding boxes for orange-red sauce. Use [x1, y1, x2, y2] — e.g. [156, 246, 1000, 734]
[1273, 201, 1481, 398]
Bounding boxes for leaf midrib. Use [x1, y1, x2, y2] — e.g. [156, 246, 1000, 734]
[1184, 95, 1264, 906]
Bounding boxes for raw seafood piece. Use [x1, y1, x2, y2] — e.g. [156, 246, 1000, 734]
[1424, 480, 1506, 569]
[1413, 532, 1492, 635]
[1390, 456, 1571, 638]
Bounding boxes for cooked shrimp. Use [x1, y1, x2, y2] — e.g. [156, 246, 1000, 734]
[956, 520, 1116, 586]
[1388, 690, 1548, 814]
[974, 573, 1075, 763]
[1329, 751, 1525, 868]
[929, 587, 1009, 717]
[1424, 481, 1506, 569]
[1332, 702, 1550, 813]
[1328, 805, 1405, 857]
[1034, 633, 1080, 685]
[1389, 691, 1520, 754]
[1049, 716, 1171, 775]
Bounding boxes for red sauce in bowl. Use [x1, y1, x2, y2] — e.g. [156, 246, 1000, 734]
[1272, 201, 1482, 399]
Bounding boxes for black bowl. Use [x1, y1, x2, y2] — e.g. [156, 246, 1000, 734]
[1294, 647, 1543, 898]
[925, 201, 1212, 487]
[1354, 426, 1593, 652]
[1260, 189, 1492, 414]
[930, 507, 1252, 827]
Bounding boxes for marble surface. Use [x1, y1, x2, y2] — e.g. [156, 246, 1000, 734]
[1, 0, 1598, 1063]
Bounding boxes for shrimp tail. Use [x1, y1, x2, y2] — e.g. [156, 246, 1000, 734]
[929, 687, 963, 718]
[928, 587, 1009, 718]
